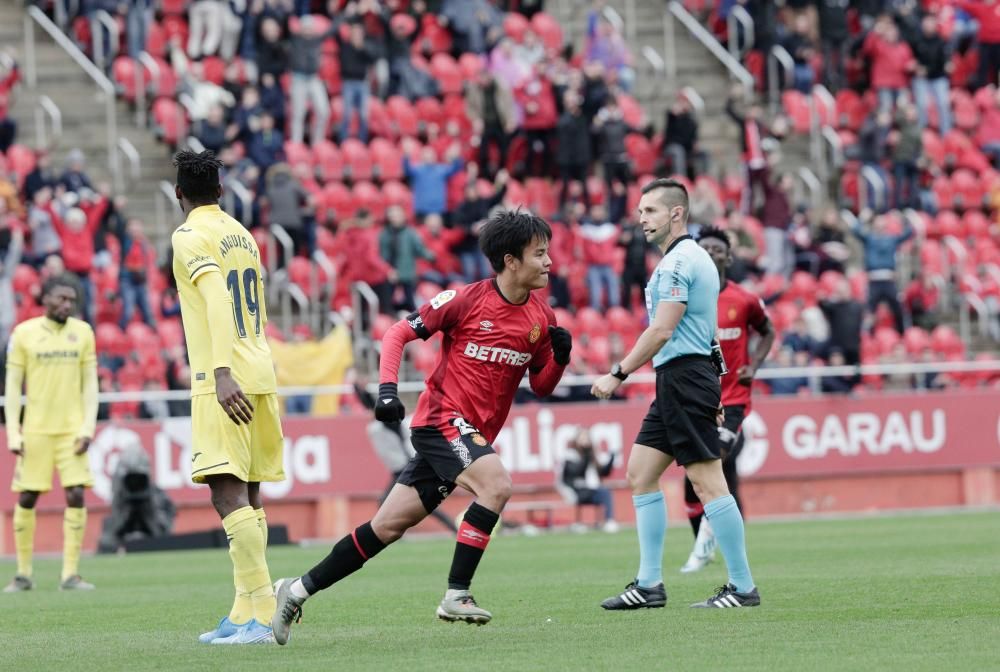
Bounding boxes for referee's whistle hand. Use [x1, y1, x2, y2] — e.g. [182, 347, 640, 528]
[591, 374, 621, 401]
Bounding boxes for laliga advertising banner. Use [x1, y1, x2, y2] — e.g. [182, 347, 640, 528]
[1, 390, 999, 508]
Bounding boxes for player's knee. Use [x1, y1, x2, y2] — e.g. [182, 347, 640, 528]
[625, 465, 655, 494]
[65, 488, 85, 508]
[489, 474, 513, 507]
[18, 491, 39, 509]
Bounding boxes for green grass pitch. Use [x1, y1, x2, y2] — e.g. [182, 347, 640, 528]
[1, 510, 998, 671]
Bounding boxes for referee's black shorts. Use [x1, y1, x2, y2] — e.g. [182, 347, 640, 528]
[633, 354, 722, 466]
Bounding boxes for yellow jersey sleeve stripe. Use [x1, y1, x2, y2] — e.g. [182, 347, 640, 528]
[190, 261, 221, 279]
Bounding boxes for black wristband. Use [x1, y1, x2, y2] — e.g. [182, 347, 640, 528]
[378, 382, 399, 398]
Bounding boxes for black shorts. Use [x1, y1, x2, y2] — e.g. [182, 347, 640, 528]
[396, 417, 495, 513]
[719, 405, 747, 461]
[633, 355, 722, 466]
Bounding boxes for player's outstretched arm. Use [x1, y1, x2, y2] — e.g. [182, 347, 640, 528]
[529, 326, 571, 397]
[195, 272, 254, 425]
[375, 319, 419, 423]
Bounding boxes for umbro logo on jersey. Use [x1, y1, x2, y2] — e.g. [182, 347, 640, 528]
[479, 321, 493, 331]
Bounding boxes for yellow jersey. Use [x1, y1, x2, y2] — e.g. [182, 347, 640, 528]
[5, 316, 97, 436]
[171, 204, 277, 397]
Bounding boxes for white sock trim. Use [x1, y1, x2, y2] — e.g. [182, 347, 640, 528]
[290, 578, 310, 600]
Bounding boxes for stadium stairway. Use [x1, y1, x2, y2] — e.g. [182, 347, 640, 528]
[551, 0, 741, 176]
[2, 2, 176, 246]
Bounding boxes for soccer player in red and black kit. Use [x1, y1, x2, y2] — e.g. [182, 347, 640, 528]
[680, 226, 775, 573]
[270, 210, 571, 642]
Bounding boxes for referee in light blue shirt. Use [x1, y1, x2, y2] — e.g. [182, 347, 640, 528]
[591, 178, 759, 610]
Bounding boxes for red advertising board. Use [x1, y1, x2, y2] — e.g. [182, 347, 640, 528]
[2, 390, 999, 509]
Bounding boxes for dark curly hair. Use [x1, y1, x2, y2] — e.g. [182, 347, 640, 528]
[173, 150, 223, 204]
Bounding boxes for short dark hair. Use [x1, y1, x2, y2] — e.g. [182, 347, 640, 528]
[480, 209, 552, 273]
[173, 150, 223, 204]
[641, 177, 689, 214]
[697, 225, 731, 251]
[41, 273, 80, 300]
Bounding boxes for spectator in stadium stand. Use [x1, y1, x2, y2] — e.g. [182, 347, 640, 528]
[819, 348, 855, 394]
[859, 110, 891, 205]
[383, 6, 437, 100]
[593, 96, 638, 200]
[782, 315, 821, 356]
[26, 187, 62, 267]
[195, 104, 229, 154]
[618, 217, 651, 310]
[816, 0, 849, 91]
[688, 180, 724, 229]
[585, 6, 635, 92]
[247, 111, 285, 175]
[336, 13, 379, 143]
[255, 16, 289, 81]
[258, 72, 287, 130]
[814, 207, 851, 274]
[724, 210, 761, 283]
[862, 16, 915, 114]
[953, 0, 1000, 89]
[380, 205, 436, 313]
[760, 171, 795, 278]
[910, 13, 953, 134]
[781, 13, 817, 93]
[173, 57, 237, 121]
[513, 66, 558, 177]
[765, 347, 810, 396]
[452, 167, 508, 282]
[118, 218, 157, 330]
[556, 91, 593, 209]
[0, 225, 23, 344]
[903, 273, 941, 330]
[334, 208, 395, 313]
[59, 149, 93, 194]
[440, 0, 504, 55]
[890, 103, 923, 209]
[726, 84, 768, 213]
[850, 210, 914, 333]
[0, 173, 21, 220]
[417, 213, 465, 287]
[490, 38, 531, 91]
[514, 29, 546, 70]
[977, 87, 1000, 167]
[467, 70, 517, 179]
[819, 278, 864, 364]
[580, 61, 610, 121]
[404, 143, 464, 219]
[264, 162, 315, 256]
[580, 203, 621, 311]
[23, 150, 56, 203]
[284, 15, 332, 146]
[662, 92, 699, 180]
[559, 426, 619, 533]
[228, 86, 264, 146]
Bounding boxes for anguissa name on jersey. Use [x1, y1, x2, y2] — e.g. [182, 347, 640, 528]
[218, 233, 259, 260]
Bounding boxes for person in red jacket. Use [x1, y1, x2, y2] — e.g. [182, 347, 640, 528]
[862, 17, 916, 114]
[953, 0, 1000, 88]
[331, 208, 395, 312]
[416, 212, 465, 287]
[52, 188, 108, 324]
[514, 66, 558, 177]
[581, 202, 621, 311]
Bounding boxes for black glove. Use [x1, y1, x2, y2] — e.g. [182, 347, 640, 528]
[549, 325, 572, 366]
[373, 382, 406, 424]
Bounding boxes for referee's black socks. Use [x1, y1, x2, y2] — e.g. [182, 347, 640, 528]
[302, 522, 387, 594]
[447, 502, 500, 590]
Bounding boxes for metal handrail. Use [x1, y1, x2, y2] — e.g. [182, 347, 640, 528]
[116, 137, 141, 187]
[666, 1, 754, 89]
[768, 45, 794, 114]
[223, 179, 254, 227]
[92, 10, 120, 71]
[133, 50, 147, 127]
[625, 0, 636, 46]
[727, 5, 754, 62]
[284, 283, 310, 336]
[185, 135, 206, 153]
[155, 180, 183, 234]
[811, 85, 835, 182]
[602, 6, 624, 34]
[642, 46, 664, 74]
[270, 224, 295, 329]
[5, 359, 1000, 405]
[34, 95, 62, 149]
[177, 92, 198, 120]
[860, 165, 887, 212]
[822, 126, 843, 169]
[797, 166, 822, 210]
[24, 6, 120, 190]
[352, 281, 380, 376]
[680, 86, 705, 116]
[959, 293, 992, 342]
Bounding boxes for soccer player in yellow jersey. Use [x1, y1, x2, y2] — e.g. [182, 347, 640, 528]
[4, 274, 98, 593]
[169, 151, 284, 645]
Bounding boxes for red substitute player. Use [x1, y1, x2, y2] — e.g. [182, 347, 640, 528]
[270, 211, 571, 643]
[680, 226, 775, 574]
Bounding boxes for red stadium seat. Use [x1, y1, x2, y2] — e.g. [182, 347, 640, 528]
[321, 182, 357, 223]
[382, 180, 414, 218]
[112, 56, 139, 102]
[386, 96, 419, 138]
[605, 306, 637, 340]
[370, 138, 404, 181]
[930, 325, 964, 356]
[902, 327, 931, 355]
[314, 140, 344, 182]
[353, 180, 385, 219]
[552, 308, 576, 335]
[624, 134, 656, 176]
[953, 90, 980, 132]
[782, 91, 811, 134]
[458, 53, 485, 80]
[288, 257, 325, 299]
[429, 53, 463, 96]
[617, 95, 646, 129]
[414, 96, 444, 130]
[201, 56, 226, 85]
[835, 89, 867, 130]
[951, 169, 984, 210]
[575, 307, 604, 338]
[503, 12, 530, 42]
[530, 12, 564, 51]
[415, 13, 452, 55]
[152, 98, 187, 146]
[160, 0, 187, 15]
[283, 141, 314, 171]
[6, 145, 36, 181]
[95, 323, 129, 358]
[963, 209, 990, 240]
[12, 264, 39, 297]
[341, 138, 372, 181]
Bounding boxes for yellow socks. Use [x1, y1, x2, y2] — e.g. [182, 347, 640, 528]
[222, 506, 275, 624]
[13, 505, 36, 578]
[256, 508, 268, 547]
[228, 508, 269, 624]
[62, 507, 86, 581]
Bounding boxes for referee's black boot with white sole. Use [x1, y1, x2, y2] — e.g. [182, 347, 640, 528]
[690, 583, 760, 608]
[601, 581, 667, 610]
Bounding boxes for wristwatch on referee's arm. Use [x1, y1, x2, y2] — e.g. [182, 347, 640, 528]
[610, 362, 629, 381]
